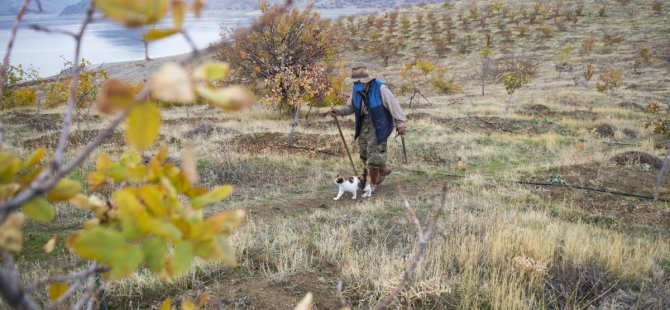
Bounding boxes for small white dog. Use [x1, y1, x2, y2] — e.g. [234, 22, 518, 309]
[333, 175, 372, 200]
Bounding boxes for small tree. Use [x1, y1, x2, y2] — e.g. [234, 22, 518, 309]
[595, 67, 623, 101]
[473, 48, 498, 95]
[218, 4, 339, 112]
[430, 66, 463, 95]
[1, 64, 39, 110]
[498, 57, 538, 119]
[367, 36, 399, 67]
[582, 63, 594, 86]
[555, 43, 574, 78]
[581, 36, 595, 58]
[652, 1, 663, 15]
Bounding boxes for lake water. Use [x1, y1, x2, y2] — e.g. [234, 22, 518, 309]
[0, 9, 370, 77]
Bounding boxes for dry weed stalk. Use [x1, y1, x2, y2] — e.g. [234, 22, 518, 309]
[338, 184, 447, 309]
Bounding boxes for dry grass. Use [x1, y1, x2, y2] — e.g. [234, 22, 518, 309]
[2, 0, 670, 308]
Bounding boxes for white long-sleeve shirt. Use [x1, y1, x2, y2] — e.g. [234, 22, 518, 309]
[336, 84, 406, 127]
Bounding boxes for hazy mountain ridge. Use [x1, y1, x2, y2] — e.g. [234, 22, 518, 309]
[0, 0, 80, 15]
[58, 0, 444, 15]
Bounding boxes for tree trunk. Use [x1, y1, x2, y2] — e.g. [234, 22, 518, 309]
[481, 81, 485, 96]
[505, 93, 513, 120]
[288, 103, 301, 148]
[655, 135, 670, 201]
[305, 105, 312, 121]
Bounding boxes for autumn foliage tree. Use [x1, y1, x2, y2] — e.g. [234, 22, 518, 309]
[218, 4, 340, 113]
[498, 57, 538, 119]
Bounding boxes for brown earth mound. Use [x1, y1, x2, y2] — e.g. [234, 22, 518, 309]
[2, 112, 66, 132]
[163, 116, 220, 126]
[519, 105, 598, 121]
[184, 124, 239, 139]
[23, 130, 178, 151]
[609, 151, 663, 169]
[592, 124, 616, 138]
[230, 132, 345, 157]
[618, 101, 646, 111]
[530, 163, 670, 230]
[303, 118, 356, 131]
[435, 116, 565, 135]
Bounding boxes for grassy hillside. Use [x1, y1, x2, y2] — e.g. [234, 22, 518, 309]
[2, 0, 669, 308]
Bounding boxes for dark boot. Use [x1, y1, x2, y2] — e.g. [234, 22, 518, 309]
[368, 167, 380, 193]
[377, 164, 392, 185]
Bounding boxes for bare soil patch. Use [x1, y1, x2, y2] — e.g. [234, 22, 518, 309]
[2, 112, 65, 132]
[531, 163, 670, 229]
[609, 151, 663, 170]
[592, 124, 616, 138]
[230, 132, 345, 157]
[163, 116, 220, 126]
[435, 116, 564, 135]
[618, 101, 646, 111]
[519, 105, 598, 120]
[302, 118, 355, 131]
[184, 124, 239, 139]
[23, 130, 178, 151]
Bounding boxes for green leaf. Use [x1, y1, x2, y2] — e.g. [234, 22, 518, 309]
[46, 178, 82, 202]
[193, 62, 230, 81]
[0, 153, 20, 184]
[126, 101, 161, 152]
[21, 148, 45, 170]
[110, 244, 143, 279]
[190, 185, 233, 209]
[144, 28, 179, 41]
[143, 237, 167, 273]
[23, 197, 55, 224]
[68, 226, 125, 261]
[48, 282, 69, 302]
[95, 0, 169, 28]
[171, 241, 194, 277]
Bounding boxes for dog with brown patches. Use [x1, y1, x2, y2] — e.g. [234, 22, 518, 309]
[333, 175, 372, 200]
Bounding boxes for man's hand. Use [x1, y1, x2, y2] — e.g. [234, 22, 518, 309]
[324, 109, 338, 118]
[397, 126, 406, 137]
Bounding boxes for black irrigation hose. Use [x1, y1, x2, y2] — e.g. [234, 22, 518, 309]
[399, 169, 670, 203]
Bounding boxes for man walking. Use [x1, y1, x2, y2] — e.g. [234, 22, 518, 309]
[329, 65, 406, 193]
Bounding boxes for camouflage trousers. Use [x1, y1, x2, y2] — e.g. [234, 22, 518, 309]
[358, 116, 388, 168]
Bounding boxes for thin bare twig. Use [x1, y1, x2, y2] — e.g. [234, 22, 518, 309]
[0, 252, 39, 310]
[53, 2, 96, 167]
[28, 24, 78, 38]
[180, 30, 200, 56]
[336, 280, 348, 307]
[371, 184, 447, 310]
[0, 0, 31, 111]
[26, 265, 110, 292]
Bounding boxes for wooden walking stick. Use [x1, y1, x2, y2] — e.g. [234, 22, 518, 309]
[332, 115, 358, 176]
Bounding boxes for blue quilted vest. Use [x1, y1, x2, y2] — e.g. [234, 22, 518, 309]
[352, 79, 394, 143]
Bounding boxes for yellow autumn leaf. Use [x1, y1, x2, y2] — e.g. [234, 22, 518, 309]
[95, 0, 169, 28]
[144, 28, 179, 41]
[170, 241, 194, 277]
[21, 148, 45, 170]
[96, 79, 134, 115]
[172, 0, 188, 29]
[294, 293, 313, 310]
[193, 62, 229, 81]
[196, 291, 209, 308]
[126, 101, 161, 152]
[158, 298, 172, 310]
[190, 185, 233, 209]
[23, 197, 56, 224]
[0, 152, 20, 184]
[149, 62, 195, 104]
[195, 85, 254, 111]
[205, 209, 245, 236]
[68, 226, 125, 262]
[0, 212, 24, 252]
[46, 178, 82, 202]
[181, 147, 199, 184]
[44, 236, 58, 253]
[192, 0, 205, 17]
[48, 282, 69, 301]
[181, 301, 196, 310]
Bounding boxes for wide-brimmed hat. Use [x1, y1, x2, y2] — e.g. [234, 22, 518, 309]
[345, 66, 375, 85]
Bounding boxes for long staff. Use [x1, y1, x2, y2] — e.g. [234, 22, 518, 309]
[332, 115, 358, 176]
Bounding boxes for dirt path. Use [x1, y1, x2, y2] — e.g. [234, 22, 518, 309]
[242, 177, 449, 223]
